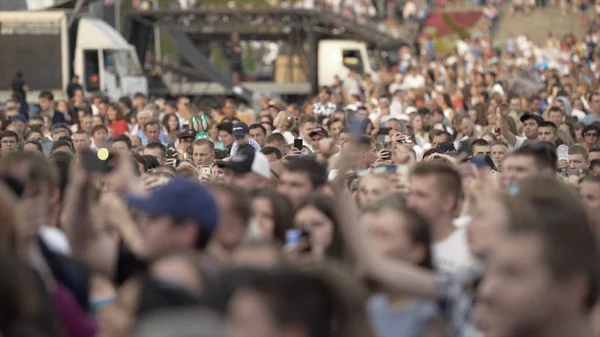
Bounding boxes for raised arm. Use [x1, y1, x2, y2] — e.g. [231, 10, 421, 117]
[333, 150, 437, 298]
[498, 104, 517, 147]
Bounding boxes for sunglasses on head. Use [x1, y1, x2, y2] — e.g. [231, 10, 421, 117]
[356, 165, 397, 178]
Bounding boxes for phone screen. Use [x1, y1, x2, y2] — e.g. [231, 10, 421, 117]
[293, 139, 303, 150]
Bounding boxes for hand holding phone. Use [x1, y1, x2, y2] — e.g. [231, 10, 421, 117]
[293, 139, 303, 150]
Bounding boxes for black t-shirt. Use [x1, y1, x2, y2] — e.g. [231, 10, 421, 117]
[115, 241, 149, 286]
[66, 83, 83, 99]
[10, 78, 27, 102]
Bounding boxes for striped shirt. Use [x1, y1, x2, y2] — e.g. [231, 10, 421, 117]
[312, 101, 337, 117]
[230, 138, 261, 156]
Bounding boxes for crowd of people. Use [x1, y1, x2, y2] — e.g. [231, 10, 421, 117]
[2, 2, 600, 335]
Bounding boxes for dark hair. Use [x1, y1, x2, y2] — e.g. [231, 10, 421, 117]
[589, 145, 600, 154]
[251, 189, 295, 243]
[582, 124, 600, 139]
[112, 134, 132, 149]
[266, 133, 286, 147]
[218, 122, 233, 135]
[297, 193, 346, 261]
[145, 142, 167, 159]
[326, 118, 344, 129]
[107, 103, 124, 121]
[48, 151, 75, 201]
[588, 159, 600, 170]
[319, 86, 332, 95]
[238, 266, 373, 337]
[38, 91, 54, 101]
[469, 138, 490, 155]
[538, 121, 558, 132]
[118, 96, 132, 109]
[144, 120, 161, 131]
[285, 157, 327, 189]
[162, 114, 181, 133]
[506, 176, 599, 311]
[249, 123, 266, 135]
[91, 124, 108, 136]
[0, 130, 19, 143]
[51, 140, 74, 154]
[260, 146, 282, 160]
[411, 162, 462, 210]
[512, 141, 558, 172]
[23, 140, 43, 152]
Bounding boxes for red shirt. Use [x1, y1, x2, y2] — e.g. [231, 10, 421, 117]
[111, 119, 129, 136]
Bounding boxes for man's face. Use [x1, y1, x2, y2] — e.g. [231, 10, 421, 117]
[4, 101, 18, 117]
[92, 129, 108, 146]
[500, 155, 537, 188]
[318, 90, 330, 102]
[249, 128, 265, 147]
[580, 181, 600, 220]
[143, 147, 165, 165]
[590, 94, 600, 114]
[329, 121, 343, 139]
[472, 144, 491, 156]
[192, 144, 214, 168]
[220, 131, 234, 147]
[477, 234, 567, 337]
[72, 134, 91, 153]
[537, 126, 556, 143]
[530, 99, 541, 113]
[138, 215, 192, 259]
[235, 135, 249, 146]
[211, 190, 247, 251]
[491, 144, 508, 167]
[145, 125, 160, 143]
[548, 111, 563, 126]
[39, 97, 52, 112]
[277, 171, 313, 208]
[300, 122, 316, 141]
[111, 141, 129, 153]
[81, 116, 94, 133]
[567, 154, 588, 175]
[1, 136, 18, 154]
[583, 129, 599, 146]
[407, 174, 450, 224]
[523, 119, 539, 139]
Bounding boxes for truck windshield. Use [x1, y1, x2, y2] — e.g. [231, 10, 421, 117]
[108, 50, 143, 76]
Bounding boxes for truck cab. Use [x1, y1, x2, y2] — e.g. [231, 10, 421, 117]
[317, 39, 384, 87]
[74, 17, 147, 100]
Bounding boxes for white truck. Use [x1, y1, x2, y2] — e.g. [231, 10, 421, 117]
[0, 11, 147, 102]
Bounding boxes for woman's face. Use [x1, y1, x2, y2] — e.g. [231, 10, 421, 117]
[227, 289, 279, 337]
[107, 107, 117, 120]
[209, 123, 218, 138]
[294, 205, 333, 255]
[467, 196, 508, 259]
[168, 115, 179, 132]
[357, 175, 390, 207]
[412, 115, 423, 131]
[558, 123, 571, 136]
[361, 209, 417, 261]
[252, 197, 275, 239]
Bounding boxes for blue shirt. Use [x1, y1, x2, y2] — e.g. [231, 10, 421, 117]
[136, 129, 170, 145]
[582, 114, 600, 125]
[367, 294, 439, 337]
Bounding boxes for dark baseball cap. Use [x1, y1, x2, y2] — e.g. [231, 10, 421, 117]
[520, 113, 543, 125]
[127, 178, 219, 233]
[309, 127, 329, 138]
[216, 148, 270, 179]
[232, 123, 249, 137]
[177, 129, 196, 140]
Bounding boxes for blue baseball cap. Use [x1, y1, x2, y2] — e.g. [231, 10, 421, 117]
[127, 178, 219, 233]
[232, 123, 249, 137]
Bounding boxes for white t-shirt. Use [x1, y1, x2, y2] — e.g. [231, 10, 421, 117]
[432, 227, 480, 280]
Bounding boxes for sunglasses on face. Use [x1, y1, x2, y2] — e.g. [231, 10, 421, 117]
[584, 132, 599, 137]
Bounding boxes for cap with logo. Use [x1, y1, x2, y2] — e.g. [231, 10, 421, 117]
[127, 178, 219, 233]
[232, 123, 249, 138]
[309, 127, 329, 138]
[216, 147, 271, 179]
